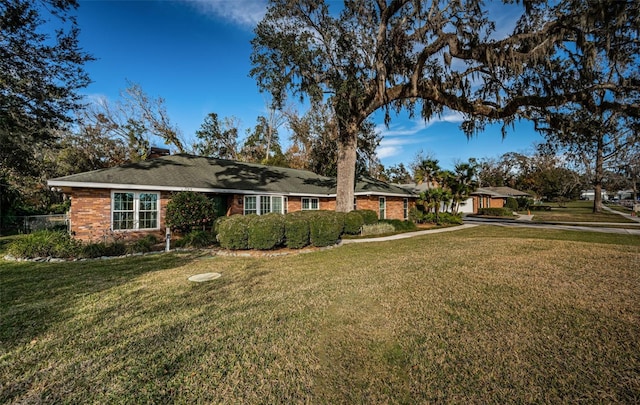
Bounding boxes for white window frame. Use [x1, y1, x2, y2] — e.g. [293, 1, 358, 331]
[302, 197, 319, 211]
[379, 197, 386, 219]
[111, 191, 160, 231]
[244, 195, 286, 215]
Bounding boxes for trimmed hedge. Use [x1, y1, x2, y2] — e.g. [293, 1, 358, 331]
[284, 211, 311, 249]
[217, 215, 252, 250]
[248, 213, 285, 250]
[477, 207, 514, 217]
[379, 219, 418, 232]
[354, 209, 378, 225]
[308, 211, 344, 247]
[343, 211, 365, 234]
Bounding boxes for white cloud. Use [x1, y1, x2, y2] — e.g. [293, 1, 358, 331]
[182, 0, 267, 28]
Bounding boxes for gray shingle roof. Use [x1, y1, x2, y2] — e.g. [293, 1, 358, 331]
[472, 187, 531, 197]
[48, 154, 414, 197]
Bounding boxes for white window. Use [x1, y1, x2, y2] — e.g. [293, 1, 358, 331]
[379, 197, 386, 219]
[112, 191, 159, 230]
[302, 197, 319, 210]
[244, 195, 285, 215]
[244, 196, 257, 215]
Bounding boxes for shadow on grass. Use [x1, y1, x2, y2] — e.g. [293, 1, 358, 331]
[0, 253, 195, 352]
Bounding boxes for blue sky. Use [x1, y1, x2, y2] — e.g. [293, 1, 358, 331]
[75, 0, 544, 170]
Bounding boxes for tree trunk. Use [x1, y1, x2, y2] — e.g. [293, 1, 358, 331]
[593, 137, 604, 213]
[335, 125, 358, 213]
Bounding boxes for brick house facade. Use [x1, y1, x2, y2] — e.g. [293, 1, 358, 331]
[49, 154, 417, 242]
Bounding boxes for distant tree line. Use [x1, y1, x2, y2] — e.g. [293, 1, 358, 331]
[1, 0, 639, 229]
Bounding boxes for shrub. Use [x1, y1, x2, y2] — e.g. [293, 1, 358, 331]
[217, 214, 251, 250]
[409, 207, 427, 223]
[174, 230, 217, 248]
[309, 211, 344, 247]
[361, 222, 395, 236]
[380, 219, 418, 232]
[79, 241, 127, 258]
[284, 211, 311, 249]
[505, 197, 519, 211]
[354, 209, 378, 225]
[127, 234, 159, 254]
[7, 230, 79, 259]
[166, 191, 217, 233]
[248, 213, 285, 250]
[477, 207, 514, 217]
[343, 211, 365, 234]
[438, 212, 463, 225]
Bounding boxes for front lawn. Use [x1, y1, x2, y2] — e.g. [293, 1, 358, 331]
[1, 227, 639, 403]
[528, 200, 636, 223]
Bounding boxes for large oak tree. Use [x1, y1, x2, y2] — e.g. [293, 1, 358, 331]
[251, 0, 576, 211]
[251, 0, 638, 212]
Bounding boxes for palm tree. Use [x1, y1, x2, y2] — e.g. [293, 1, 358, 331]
[450, 162, 478, 213]
[414, 158, 440, 188]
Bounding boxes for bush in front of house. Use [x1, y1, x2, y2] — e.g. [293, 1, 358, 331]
[174, 230, 217, 248]
[343, 211, 365, 234]
[284, 211, 311, 249]
[165, 191, 217, 233]
[437, 212, 463, 225]
[248, 213, 285, 250]
[379, 219, 418, 232]
[477, 207, 515, 217]
[354, 209, 378, 225]
[308, 211, 344, 247]
[127, 234, 159, 254]
[361, 222, 395, 236]
[6, 229, 79, 259]
[78, 241, 127, 258]
[217, 214, 251, 250]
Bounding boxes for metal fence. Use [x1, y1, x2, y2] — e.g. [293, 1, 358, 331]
[0, 214, 69, 235]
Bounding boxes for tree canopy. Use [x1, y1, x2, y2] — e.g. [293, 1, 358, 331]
[251, 0, 640, 212]
[1, 0, 93, 176]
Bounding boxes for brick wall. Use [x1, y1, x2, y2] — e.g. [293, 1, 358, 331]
[69, 188, 416, 241]
[69, 188, 168, 242]
[355, 196, 412, 220]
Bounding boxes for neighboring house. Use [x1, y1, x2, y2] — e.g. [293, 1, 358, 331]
[580, 189, 609, 201]
[48, 154, 416, 241]
[471, 187, 531, 212]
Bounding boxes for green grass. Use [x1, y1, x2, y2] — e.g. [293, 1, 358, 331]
[528, 200, 636, 223]
[1, 227, 639, 403]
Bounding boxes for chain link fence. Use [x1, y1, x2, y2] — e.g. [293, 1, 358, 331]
[0, 214, 69, 235]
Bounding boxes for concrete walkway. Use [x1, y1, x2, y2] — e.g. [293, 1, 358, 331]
[340, 224, 478, 244]
[342, 206, 640, 244]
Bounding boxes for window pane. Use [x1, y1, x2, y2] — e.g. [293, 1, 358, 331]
[139, 211, 158, 229]
[113, 212, 134, 230]
[302, 198, 309, 210]
[260, 196, 271, 215]
[114, 193, 134, 211]
[244, 196, 256, 215]
[311, 198, 319, 210]
[272, 196, 282, 213]
[379, 197, 386, 219]
[139, 193, 158, 211]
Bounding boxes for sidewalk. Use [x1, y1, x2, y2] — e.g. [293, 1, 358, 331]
[340, 224, 478, 244]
